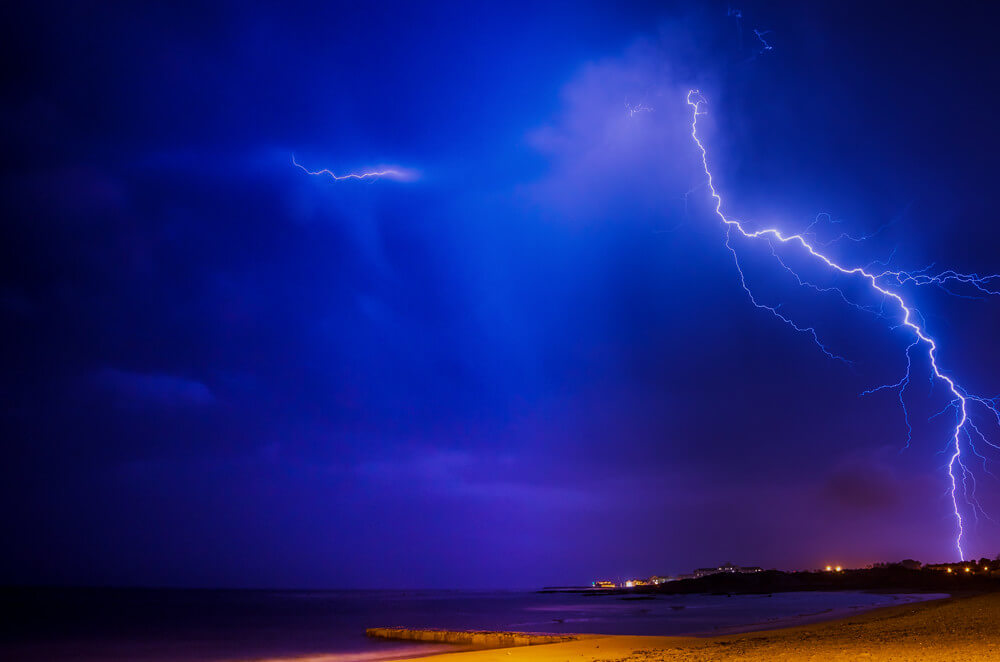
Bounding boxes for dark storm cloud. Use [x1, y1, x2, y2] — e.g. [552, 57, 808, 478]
[93, 368, 215, 408]
[5, 166, 126, 218]
[1, 1, 998, 588]
[820, 447, 904, 513]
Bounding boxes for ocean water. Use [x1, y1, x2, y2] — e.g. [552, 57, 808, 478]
[0, 587, 945, 661]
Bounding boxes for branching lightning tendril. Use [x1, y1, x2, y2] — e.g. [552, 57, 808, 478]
[626, 101, 653, 118]
[753, 29, 774, 55]
[687, 90, 1000, 560]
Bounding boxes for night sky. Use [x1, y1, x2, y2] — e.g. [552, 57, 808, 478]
[3, 2, 999, 589]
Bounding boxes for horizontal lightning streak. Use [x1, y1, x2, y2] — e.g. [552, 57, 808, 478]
[292, 155, 407, 181]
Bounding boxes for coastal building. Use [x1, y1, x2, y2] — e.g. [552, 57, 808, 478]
[870, 559, 922, 571]
[924, 564, 952, 572]
[693, 563, 763, 578]
[593, 567, 765, 588]
[592, 576, 676, 588]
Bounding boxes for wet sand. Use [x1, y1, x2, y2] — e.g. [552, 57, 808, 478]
[388, 592, 1000, 662]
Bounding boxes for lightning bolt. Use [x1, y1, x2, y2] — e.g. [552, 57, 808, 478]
[687, 90, 1000, 561]
[753, 28, 774, 54]
[292, 155, 412, 181]
[626, 101, 653, 117]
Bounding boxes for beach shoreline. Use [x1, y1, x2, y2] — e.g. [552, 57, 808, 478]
[690, 590, 950, 636]
[367, 592, 999, 662]
[253, 591, 970, 662]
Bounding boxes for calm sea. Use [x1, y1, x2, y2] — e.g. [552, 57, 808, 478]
[0, 587, 945, 661]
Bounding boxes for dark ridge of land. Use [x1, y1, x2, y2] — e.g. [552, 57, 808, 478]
[575, 567, 1000, 596]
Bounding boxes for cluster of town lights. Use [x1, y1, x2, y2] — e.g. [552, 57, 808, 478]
[824, 564, 992, 574]
[597, 561, 992, 588]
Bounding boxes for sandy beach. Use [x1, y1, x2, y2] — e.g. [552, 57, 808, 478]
[383, 593, 1000, 662]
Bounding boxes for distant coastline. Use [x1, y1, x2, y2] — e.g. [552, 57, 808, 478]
[542, 565, 1000, 597]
